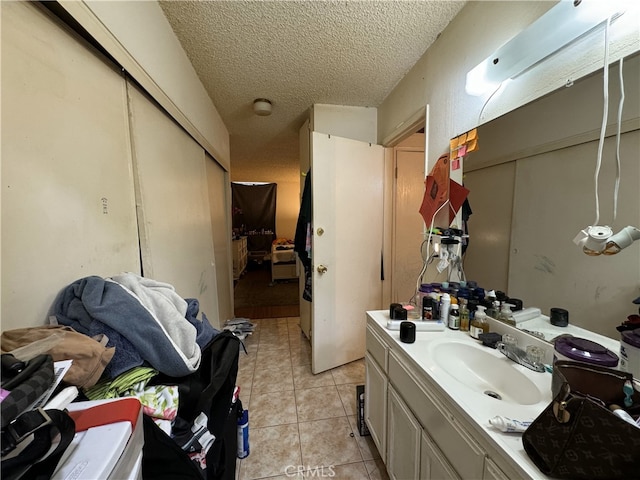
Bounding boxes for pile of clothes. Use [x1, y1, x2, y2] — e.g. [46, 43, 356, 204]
[1, 272, 235, 475]
[52, 273, 218, 378]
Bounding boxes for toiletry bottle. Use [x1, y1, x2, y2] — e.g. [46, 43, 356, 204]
[430, 291, 441, 320]
[448, 304, 460, 330]
[486, 300, 500, 319]
[495, 290, 507, 309]
[459, 298, 470, 332]
[468, 299, 478, 322]
[484, 301, 494, 319]
[237, 406, 250, 458]
[422, 296, 433, 320]
[439, 293, 451, 324]
[497, 303, 517, 326]
[485, 290, 497, 305]
[470, 305, 489, 339]
[418, 284, 431, 314]
[489, 416, 531, 433]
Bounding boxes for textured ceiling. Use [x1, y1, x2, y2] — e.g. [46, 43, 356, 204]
[159, 0, 466, 174]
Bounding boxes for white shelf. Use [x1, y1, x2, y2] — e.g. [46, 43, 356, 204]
[232, 237, 248, 280]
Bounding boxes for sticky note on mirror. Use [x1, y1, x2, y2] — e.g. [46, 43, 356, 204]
[449, 137, 458, 151]
[467, 128, 477, 141]
[452, 158, 461, 170]
[458, 133, 467, 144]
[467, 138, 478, 152]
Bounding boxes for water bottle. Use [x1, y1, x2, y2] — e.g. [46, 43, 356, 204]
[237, 407, 249, 458]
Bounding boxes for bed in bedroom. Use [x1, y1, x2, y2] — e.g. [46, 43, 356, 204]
[271, 242, 298, 283]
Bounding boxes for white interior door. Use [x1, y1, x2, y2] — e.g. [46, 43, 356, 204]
[392, 142, 426, 304]
[311, 133, 384, 373]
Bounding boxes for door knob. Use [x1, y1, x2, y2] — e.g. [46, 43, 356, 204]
[317, 265, 328, 274]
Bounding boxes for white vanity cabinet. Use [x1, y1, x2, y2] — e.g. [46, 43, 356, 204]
[365, 312, 528, 480]
[387, 349, 486, 479]
[364, 324, 388, 457]
[483, 458, 512, 480]
[387, 385, 421, 480]
[364, 354, 387, 456]
[420, 431, 461, 480]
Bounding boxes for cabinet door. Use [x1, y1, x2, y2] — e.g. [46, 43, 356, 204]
[483, 458, 510, 480]
[365, 354, 387, 458]
[387, 386, 421, 480]
[388, 351, 486, 479]
[420, 431, 461, 480]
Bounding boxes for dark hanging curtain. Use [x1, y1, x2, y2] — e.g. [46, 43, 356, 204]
[231, 183, 277, 252]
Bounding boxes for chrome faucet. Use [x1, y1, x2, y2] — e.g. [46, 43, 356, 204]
[497, 342, 546, 373]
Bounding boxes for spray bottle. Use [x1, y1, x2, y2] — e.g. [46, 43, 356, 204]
[237, 404, 250, 459]
[439, 293, 451, 324]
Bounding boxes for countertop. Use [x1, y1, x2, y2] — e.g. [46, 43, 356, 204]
[367, 310, 553, 479]
[516, 314, 621, 353]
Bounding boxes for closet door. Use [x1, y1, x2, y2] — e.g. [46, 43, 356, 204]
[206, 153, 233, 324]
[127, 82, 220, 326]
[1, 2, 139, 329]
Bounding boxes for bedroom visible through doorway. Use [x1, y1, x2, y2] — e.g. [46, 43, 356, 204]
[231, 182, 300, 319]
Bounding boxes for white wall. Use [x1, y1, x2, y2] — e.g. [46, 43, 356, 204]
[378, 1, 640, 172]
[311, 104, 378, 144]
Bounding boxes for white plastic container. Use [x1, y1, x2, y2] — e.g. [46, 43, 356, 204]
[553, 336, 619, 368]
[620, 329, 640, 379]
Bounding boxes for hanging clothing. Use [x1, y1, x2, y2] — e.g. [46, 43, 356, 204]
[294, 170, 312, 302]
[461, 197, 473, 256]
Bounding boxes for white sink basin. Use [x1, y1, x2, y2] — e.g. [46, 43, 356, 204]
[426, 340, 547, 405]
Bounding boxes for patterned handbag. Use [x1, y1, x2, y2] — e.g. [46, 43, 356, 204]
[1, 354, 75, 480]
[522, 361, 640, 479]
[1, 354, 54, 425]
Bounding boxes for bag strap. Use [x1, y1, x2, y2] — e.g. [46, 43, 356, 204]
[551, 382, 572, 423]
[1, 355, 55, 430]
[1, 409, 75, 480]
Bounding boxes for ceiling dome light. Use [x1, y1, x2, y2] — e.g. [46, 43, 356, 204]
[253, 98, 272, 116]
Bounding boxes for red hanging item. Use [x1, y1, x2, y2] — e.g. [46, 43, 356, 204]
[419, 154, 450, 227]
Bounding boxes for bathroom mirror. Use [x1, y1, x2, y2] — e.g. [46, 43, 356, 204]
[461, 51, 640, 342]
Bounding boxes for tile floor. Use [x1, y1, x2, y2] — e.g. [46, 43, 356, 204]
[235, 317, 389, 480]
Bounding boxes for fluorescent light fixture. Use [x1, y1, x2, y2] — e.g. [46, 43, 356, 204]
[466, 0, 627, 96]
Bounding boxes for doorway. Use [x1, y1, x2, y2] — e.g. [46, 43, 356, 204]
[391, 132, 426, 305]
[231, 182, 300, 319]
